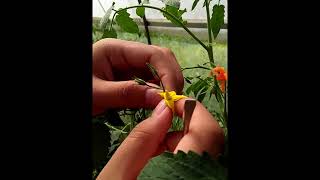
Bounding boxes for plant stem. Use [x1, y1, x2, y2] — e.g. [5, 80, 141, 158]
[110, 5, 208, 51]
[105, 122, 128, 134]
[181, 66, 211, 71]
[224, 82, 228, 122]
[137, 0, 152, 45]
[146, 84, 162, 90]
[205, 0, 215, 64]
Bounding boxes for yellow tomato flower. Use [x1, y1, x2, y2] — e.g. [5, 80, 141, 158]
[159, 91, 187, 113]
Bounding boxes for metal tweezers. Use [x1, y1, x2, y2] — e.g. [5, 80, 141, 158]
[183, 99, 197, 135]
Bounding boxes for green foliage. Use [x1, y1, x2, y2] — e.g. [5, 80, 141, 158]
[192, 0, 200, 11]
[138, 151, 227, 180]
[162, 5, 187, 26]
[186, 77, 213, 102]
[211, 5, 225, 39]
[136, 6, 145, 18]
[102, 27, 117, 39]
[115, 9, 139, 35]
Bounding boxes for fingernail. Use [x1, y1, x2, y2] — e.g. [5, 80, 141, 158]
[153, 100, 167, 115]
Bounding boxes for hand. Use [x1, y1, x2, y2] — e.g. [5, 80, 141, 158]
[93, 38, 184, 115]
[97, 99, 225, 180]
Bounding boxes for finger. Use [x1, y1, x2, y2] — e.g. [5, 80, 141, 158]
[93, 38, 184, 93]
[164, 131, 184, 152]
[97, 100, 173, 180]
[92, 78, 162, 115]
[172, 98, 225, 158]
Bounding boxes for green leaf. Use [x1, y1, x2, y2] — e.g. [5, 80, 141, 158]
[99, 2, 115, 30]
[102, 27, 117, 39]
[193, 77, 210, 97]
[211, 5, 225, 39]
[108, 130, 122, 155]
[214, 81, 223, 103]
[197, 85, 209, 102]
[116, 9, 139, 34]
[209, 86, 214, 100]
[138, 151, 227, 180]
[162, 5, 187, 26]
[136, 6, 145, 18]
[92, 121, 110, 170]
[185, 77, 192, 84]
[92, 32, 96, 43]
[192, 0, 200, 11]
[186, 78, 202, 95]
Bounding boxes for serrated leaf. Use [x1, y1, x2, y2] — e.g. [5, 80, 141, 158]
[192, 0, 200, 11]
[99, 2, 115, 30]
[102, 27, 117, 39]
[211, 4, 225, 39]
[162, 5, 187, 26]
[116, 10, 139, 34]
[138, 151, 227, 180]
[136, 6, 145, 18]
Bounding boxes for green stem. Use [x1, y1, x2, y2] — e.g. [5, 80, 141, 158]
[105, 122, 128, 134]
[181, 66, 211, 71]
[224, 82, 227, 122]
[146, 84, 162, 90]
[205, 0, 215, 64]
[110, 5, 208, 51]
[121, 122, 131, 131]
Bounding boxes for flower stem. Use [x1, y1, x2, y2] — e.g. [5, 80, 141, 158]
[181, 66, 211, 71]
[205, 0, 215, 64]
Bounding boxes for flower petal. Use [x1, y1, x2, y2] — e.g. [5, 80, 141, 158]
[172, 95, 187, 101]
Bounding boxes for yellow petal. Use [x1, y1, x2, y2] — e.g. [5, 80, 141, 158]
[166, 99, 174, 110]
[159, 92, 165, 97]
[172, 95, 187, 101]
[168, 91, 176, 96]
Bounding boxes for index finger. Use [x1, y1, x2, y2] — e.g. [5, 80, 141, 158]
[93, 38, 184, 93]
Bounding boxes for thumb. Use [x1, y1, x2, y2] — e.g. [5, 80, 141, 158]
[97, 100, 173, 180]
[93, 79, 162, 115]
